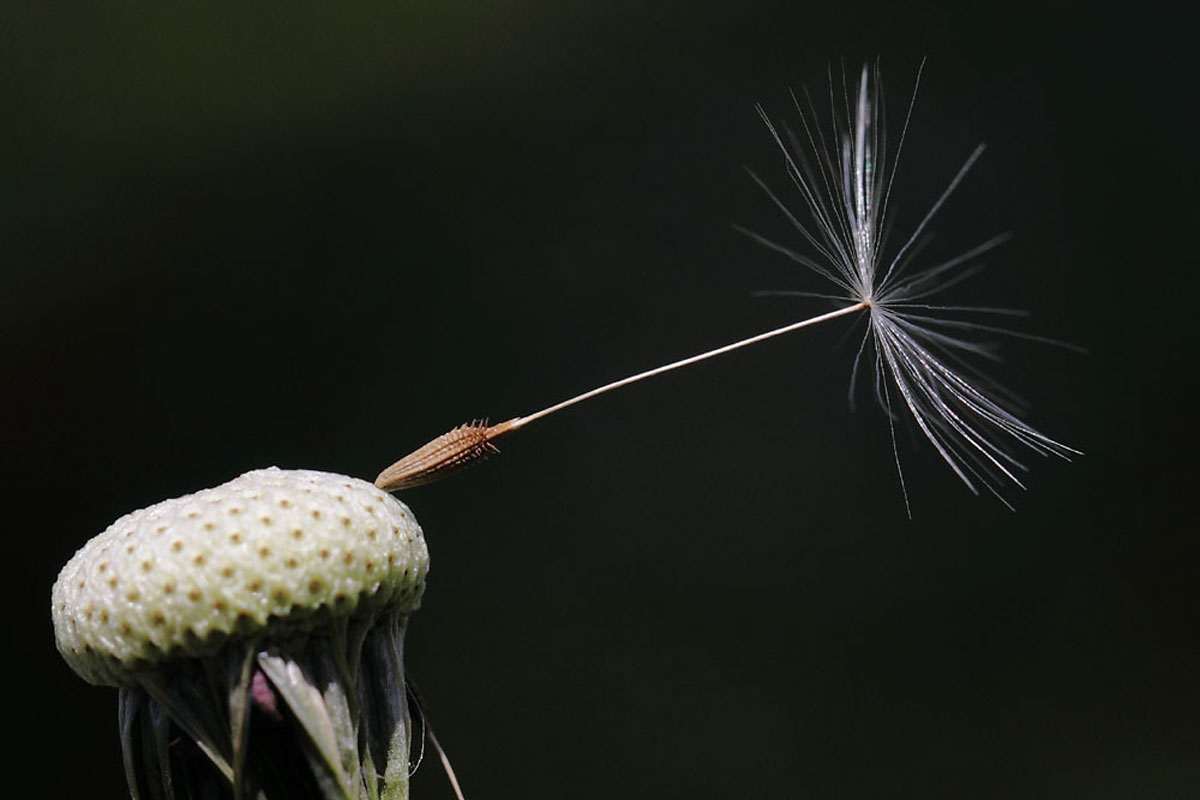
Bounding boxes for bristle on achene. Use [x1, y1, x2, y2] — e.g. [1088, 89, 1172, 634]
[375, 418, 521, 492]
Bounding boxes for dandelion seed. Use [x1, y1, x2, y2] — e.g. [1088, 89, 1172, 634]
[376, 61, 1078, 512]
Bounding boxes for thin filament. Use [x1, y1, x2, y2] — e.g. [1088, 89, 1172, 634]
[511, 301, 867, 429]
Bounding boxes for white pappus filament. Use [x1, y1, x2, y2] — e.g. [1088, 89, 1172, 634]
[744, 61, 1080, 512]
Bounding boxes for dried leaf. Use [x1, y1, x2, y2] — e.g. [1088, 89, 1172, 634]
[137, 673, 233, 783]
[257, 651, 354, 800]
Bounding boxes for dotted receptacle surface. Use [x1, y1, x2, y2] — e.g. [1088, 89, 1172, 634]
[51, 468, 429, 686]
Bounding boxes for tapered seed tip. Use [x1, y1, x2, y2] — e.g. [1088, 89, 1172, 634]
[375, 418, 522, 492]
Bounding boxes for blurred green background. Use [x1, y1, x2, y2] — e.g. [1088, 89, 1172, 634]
[4, 2, 1193, 797]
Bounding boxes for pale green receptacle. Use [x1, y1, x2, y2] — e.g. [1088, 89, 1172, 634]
[52, 468, 431, 800]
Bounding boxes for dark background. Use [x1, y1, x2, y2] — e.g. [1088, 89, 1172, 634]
[4, 2, 1195, 797]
